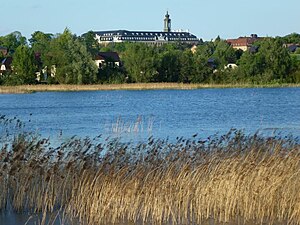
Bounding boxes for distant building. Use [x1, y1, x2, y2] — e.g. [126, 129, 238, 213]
[0, 57, 13, 75]
[227, 34, 260, 51]
[95, 52, 121, 69]
[92, 12, 199, 46]
[224, 63, 238, 70]
[285, 44, 300, 53]
[191, 45, 198, 54]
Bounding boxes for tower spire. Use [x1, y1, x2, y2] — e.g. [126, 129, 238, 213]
[164, 11, 171, 32]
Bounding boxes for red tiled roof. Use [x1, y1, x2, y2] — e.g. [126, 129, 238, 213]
[226, 37, 258, 47]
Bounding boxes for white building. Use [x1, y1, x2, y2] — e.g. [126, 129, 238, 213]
[91, 12, 199, 46]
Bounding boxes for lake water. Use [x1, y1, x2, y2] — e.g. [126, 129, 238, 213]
[0, 87, 300, 225]
[0, 87, 299, 142]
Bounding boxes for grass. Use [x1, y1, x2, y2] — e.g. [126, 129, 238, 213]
[1, 117, 300, 225]
[0, 82, 299, 94]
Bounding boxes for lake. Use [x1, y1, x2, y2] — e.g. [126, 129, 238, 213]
[0, 87, 300, 225]
[0, 87, 299, 142]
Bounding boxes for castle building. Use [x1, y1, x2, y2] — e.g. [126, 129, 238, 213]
[93, 12, 199, 46]
[226, 34, 260, 51]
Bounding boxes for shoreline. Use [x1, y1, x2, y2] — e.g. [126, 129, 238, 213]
[0, 83, 299, 94]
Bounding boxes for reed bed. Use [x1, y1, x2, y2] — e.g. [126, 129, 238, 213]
[0, 116, 300, 225]
[0, 83, 299, 94]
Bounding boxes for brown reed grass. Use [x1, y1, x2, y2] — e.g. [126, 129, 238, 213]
[0, 83, 299, 94]
[0, 116, 300, 225]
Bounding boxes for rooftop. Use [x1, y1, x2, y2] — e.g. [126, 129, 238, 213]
[94, 30, 197, 38]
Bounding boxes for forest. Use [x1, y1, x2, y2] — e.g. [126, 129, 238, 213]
[1, 29, 300, 85]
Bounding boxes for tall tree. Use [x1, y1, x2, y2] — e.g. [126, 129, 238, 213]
[238, 38, 292, 82]
[67, 38, 98, 84]
[178, 50, 195, 83]
[0, 31, 27, 53]
[81, 31, 99, 57]
[43, 29, 98, 84]
[282, 33, 300, 44]
[193, 52, 213, 83]
[212, 40, 236, 68]
[29, 31, 53, 54]
[122, 43, 158, 82]
[260, 38, 292, 81]
[157, 49, 181, 82]
[11, 45, 37, 84]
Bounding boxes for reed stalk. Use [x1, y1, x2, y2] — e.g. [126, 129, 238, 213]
[1, 117, 300, 225]
[0, 83, 300, 94]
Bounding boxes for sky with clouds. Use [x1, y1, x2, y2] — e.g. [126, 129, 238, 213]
[1, 0, 299, 40]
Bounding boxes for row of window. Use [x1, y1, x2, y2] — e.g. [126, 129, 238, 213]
[101, 32, 194, 37]
[233, 43, 249, 46]
[100, 37, 198, 41]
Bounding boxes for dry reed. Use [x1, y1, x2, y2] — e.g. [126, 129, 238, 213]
[0, 83, 299, 94]
[0, 116, 300, 225]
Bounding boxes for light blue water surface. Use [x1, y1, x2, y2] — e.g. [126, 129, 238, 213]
[0, 87, 300, 225]
[0, 87, 299, 141]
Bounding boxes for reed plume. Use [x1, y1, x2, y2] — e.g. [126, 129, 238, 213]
[1, 116, 300, 225]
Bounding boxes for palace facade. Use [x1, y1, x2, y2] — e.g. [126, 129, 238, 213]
[93, 12, 199, 45]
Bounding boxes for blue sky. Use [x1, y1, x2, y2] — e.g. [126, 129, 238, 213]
[1, 0, 299, 40]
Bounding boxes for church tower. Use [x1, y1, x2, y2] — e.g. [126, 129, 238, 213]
[164, 11, 171, 32]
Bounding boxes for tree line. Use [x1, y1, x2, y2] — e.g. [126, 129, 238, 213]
[0, 29, 300, 85]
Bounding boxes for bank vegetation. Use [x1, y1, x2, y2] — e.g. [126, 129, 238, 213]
[0, 116, 300, 225]
[1, 30, 300, 87]
[0, 83, 300, 94]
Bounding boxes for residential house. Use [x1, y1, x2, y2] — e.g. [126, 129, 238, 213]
[227, 34, 260, 51]
[0, 57, 13, 75]
[95, 52, 121, 69]
[285, 44, 300, 53]
[224, 63, 238, 70]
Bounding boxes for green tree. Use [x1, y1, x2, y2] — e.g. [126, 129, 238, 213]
[212, 40, 236, 69]
[0, 31, 27, 53]
[10, 45, 37, 84]
[193, 52, 213, 83]
[156, 49, 181, 82]
[43, 29, 98, 84]
[81, 31, 99, 57]
[122, 43, 158, 82]
[178, 49, 195, 83]
[289, 55, 300, 83]
[238, 38, 292, 83]
[261, 38, 292, 81]
[282, 33, 300, 44]
[66, 38, 98, 84]
[29, 31, 53, 54]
